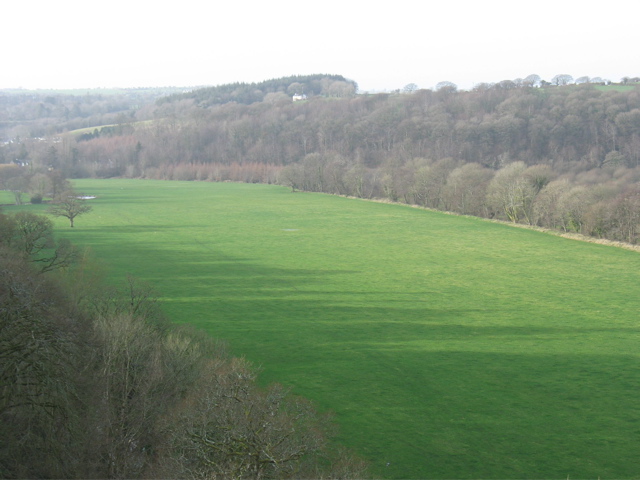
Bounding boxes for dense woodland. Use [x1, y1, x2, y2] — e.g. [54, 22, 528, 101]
[0, 209, 367, 478]
[2, 74, 640, 244]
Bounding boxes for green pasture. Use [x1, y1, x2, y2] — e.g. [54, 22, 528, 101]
[593, 84, 638, 92]
[13, 179, 640, 479]
[64, 119, 153, 136]
[0, 190, 14, 205]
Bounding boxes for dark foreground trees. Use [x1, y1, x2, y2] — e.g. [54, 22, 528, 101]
[0, 211, 367, 479]
[0, 210, 77, 272]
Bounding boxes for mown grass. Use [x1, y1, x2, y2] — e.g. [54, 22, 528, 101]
[16, 179, 640, 479]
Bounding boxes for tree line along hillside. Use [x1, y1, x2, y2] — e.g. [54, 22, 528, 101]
[2, 75, 640, 243]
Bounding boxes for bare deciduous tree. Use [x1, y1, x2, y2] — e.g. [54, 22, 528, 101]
[551, 74, 574, 86]
[523, 74, 541, 87]
[47, 190, 92, 227]
[3, 212, 77, 273]
[165, 357, 340, 479]
[487, 161, 537, 223]
[444, 163, 493, 216]
[0, 253, 82, 478]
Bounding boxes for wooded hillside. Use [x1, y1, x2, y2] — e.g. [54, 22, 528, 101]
[2, 75, 640, 243]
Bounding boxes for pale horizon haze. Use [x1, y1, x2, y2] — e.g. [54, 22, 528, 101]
[2, 0, 639, 92]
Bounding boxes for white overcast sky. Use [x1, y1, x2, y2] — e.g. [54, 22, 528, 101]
[2, 0, 639, 91]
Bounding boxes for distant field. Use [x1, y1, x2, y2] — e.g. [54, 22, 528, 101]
[593, 84, 639, 92]
[13, 179, 640, 479]
[0, 190, 14, 204]
[65, 124, 119, 136]
[65, 119, 153, 136]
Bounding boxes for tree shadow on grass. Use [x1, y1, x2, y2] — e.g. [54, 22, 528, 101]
[324, 347, 640, 480]
[71, 231, 640, 480]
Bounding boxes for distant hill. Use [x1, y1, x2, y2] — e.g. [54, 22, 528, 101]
[157, 74, 358, 106]
[0, 87, 189, 139]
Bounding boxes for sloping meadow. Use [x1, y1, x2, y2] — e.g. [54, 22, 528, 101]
[55, 179, 640, 479]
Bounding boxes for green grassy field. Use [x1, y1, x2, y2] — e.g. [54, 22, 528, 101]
[10, 179, 640, 479]
[64, 119, 154, 136]
[0, 191, 15, 204]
